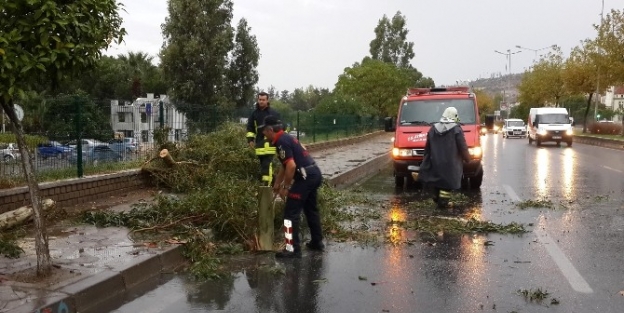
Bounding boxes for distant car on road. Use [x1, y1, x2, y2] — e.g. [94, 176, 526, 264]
[37, 141, 74, 159]
[1, 143, 20, 162]
[68, 145, 122, 165]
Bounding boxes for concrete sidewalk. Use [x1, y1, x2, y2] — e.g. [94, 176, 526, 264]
[0, 133, 392, 313]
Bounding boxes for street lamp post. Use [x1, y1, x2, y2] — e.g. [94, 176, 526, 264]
[494, 49, 522, 112]
[515, 44, 557, 61]
[594, 0, 605, 122]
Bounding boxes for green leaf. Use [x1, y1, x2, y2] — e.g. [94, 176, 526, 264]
[20, 65, 32, 74]
[35, 63, 46, 71]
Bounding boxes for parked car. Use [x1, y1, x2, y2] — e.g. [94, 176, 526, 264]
[65, 139, 105, 150]
[37, 141, 74, 159]
[1, 143, 20, 162]
[108, 138, 138, 154]
[68, 145, 122, 165]
[288, 130, 306, 137]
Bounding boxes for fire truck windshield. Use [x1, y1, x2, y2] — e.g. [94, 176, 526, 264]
[399, 99, 477, 125]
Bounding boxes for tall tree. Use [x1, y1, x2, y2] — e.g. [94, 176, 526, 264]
[160, 0, 234, 125]
[473, 89, 495, 121]
[593, 9, 624, 86]
[335, 59, 412, 117]
[518, 48, 566, 108]
[592, 9, 624, 133]
[0, 0, 125, 276]
[369, 11, 415, 68]
[562, 41, 599, 133]
[226, 18, 260, 109]
[118, 52, 155, 99]
[367, 12, 433, 87]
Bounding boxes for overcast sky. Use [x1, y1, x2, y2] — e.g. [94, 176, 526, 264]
[105, 0, 618, 92]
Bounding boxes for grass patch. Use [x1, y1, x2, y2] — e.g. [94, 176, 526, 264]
[0, 232, 24, 258]
[0, 160, 144, 189]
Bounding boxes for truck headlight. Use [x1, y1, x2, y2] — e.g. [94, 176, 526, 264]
[538, 129, 547, 136]
[565, 129, 573, 135]
[468, 147, 482, 158]
[392, 148, 412, 157]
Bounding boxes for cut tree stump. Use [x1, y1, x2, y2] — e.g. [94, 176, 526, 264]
[159, 149, 176, 166]
[0, 199, 55, 230]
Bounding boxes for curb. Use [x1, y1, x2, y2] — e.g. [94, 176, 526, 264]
[573, 135, 624, 150]
[327, 152, 391, 189]
[14, 245, 186, 313]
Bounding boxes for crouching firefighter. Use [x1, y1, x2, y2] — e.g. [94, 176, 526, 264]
[260, 115, 324, 258]
[246, 92, 281, 186]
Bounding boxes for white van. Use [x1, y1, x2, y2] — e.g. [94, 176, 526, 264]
[502, 118, 527, 138]
[527, 107, 573, 147]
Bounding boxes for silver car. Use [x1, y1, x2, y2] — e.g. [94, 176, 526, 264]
[1, 143, 20, 162]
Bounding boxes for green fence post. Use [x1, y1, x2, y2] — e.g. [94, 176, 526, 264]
[296, 110, 300, 140]
[75, 96, 83, 178]
[159, 100, 164, 129]
[312, 112, 316, 143]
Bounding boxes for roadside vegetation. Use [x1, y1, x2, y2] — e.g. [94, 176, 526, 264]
[511, 10, 624, 135]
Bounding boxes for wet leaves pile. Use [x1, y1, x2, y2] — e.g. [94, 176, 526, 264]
[517, 288, 559, 305]
[515, 199, 555, 209]
[403, 216, 526, 237]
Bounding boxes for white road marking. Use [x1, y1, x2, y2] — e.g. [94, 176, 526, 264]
[502, 185, 520, 202]
[534, 227, 594, 293]
[503, 185, 594, 294]
[602, 165, 623, 173]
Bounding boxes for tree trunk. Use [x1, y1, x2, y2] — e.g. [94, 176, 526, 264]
[582, 93, 593, 134]
[0, 99, 52, 276]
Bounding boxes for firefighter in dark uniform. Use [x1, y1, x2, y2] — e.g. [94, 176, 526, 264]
[260, 115, 324, 258]
[416, 107, 471, 209]
[246, 92, 281, 186]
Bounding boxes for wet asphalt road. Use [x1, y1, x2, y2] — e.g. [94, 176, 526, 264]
[109, 134, 624, 313]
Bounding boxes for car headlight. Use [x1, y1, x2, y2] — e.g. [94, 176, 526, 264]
[493, 126, 499, 131]
[392, 148, 413, 157]
[538, 129, 547, 136]
[468, 147, 482, 158]
[480, 128, 487, 134]
[391, 136, 395, 143]
[565, 129, 573, 135]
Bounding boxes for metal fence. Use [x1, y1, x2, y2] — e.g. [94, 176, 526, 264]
[0, 96, 384, 181]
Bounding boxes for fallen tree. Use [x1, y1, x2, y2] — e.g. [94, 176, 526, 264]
[0, 199, 56, 230]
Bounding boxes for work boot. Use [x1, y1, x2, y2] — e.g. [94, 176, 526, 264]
[305, 241, 325, 251]
[437, 198, 450, 209]
[275, 249, 301, 259]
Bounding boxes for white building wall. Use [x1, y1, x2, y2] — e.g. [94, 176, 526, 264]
[110, 94, 189, 144]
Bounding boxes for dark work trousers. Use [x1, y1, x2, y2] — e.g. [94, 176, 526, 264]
[258, 154, 274, 186]
[283, 166, 323, 253]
